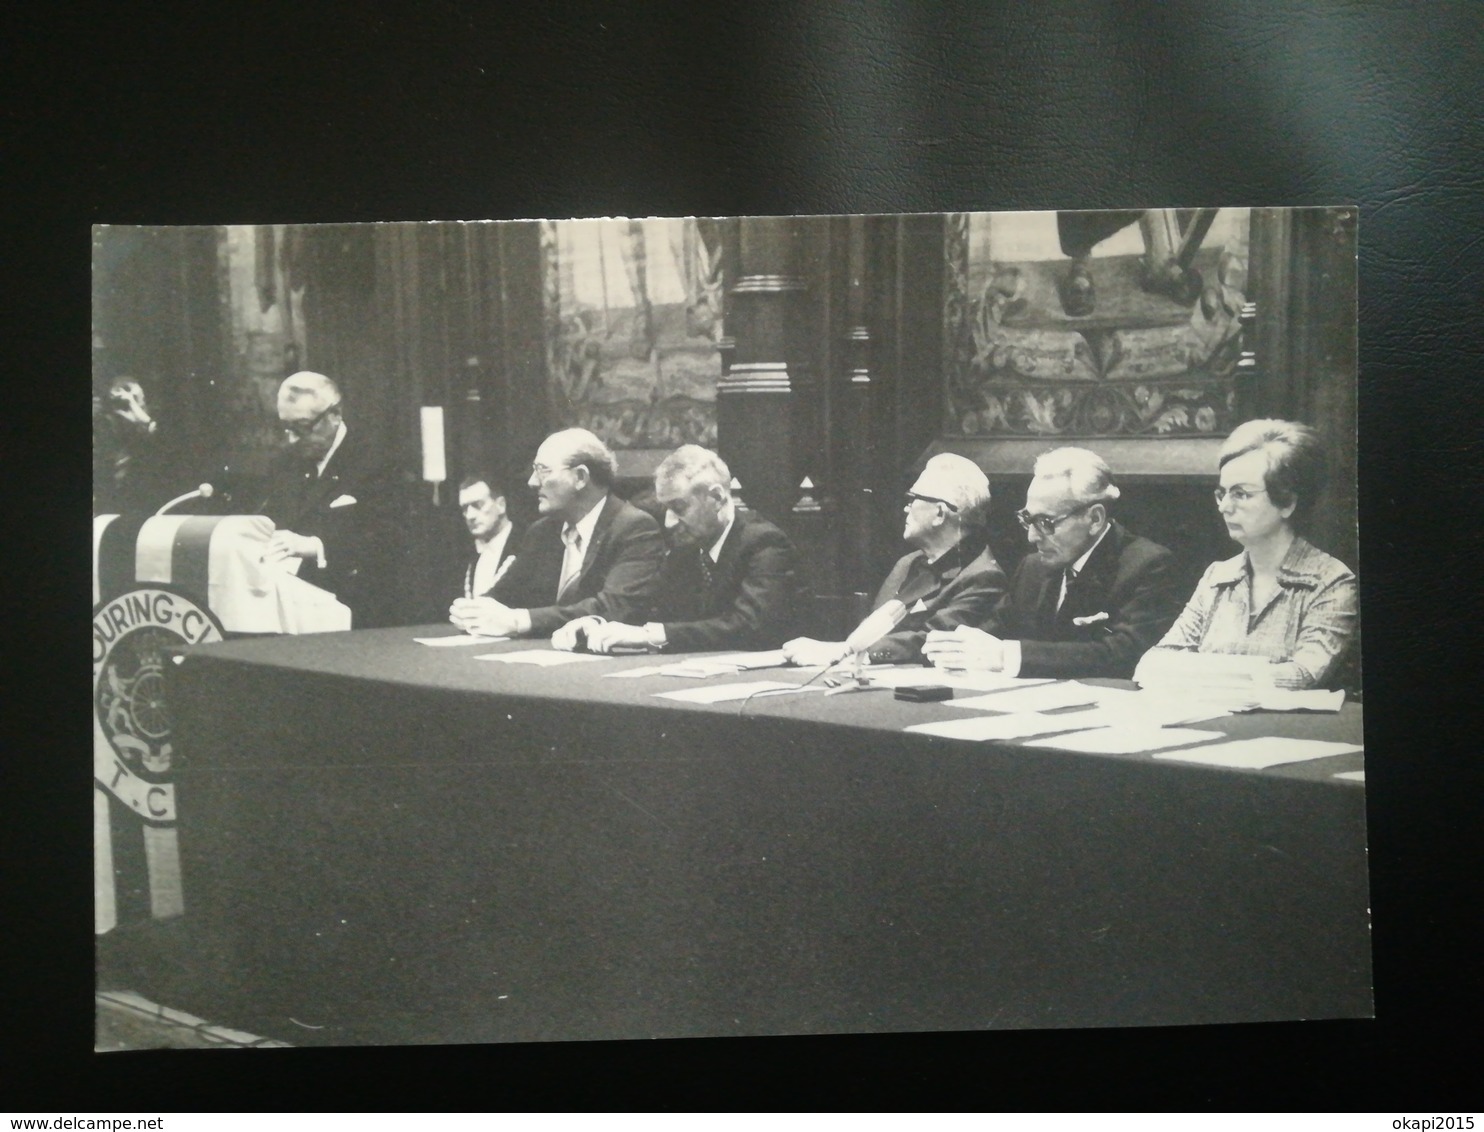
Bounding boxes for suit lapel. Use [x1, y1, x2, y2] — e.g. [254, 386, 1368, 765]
[1055, 522, 1123, 629]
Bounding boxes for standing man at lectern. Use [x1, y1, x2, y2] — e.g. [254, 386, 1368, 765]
[782, 453, 1007, 667]
[449, 428, 664, 638]
[256, 371, 397, 627]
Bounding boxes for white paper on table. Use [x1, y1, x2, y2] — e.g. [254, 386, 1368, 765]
[602, 664, 672, 679]
[904, 712, 1102, 742]
[701, 650, 789, 670]
[653, 680, 799, 704]
[863, 667, 1055, 692]
[1152, 736, 1364, 770]
[1333, 770, 1365, 782]
[656, 660, 756, 678]
[1078, 692, 1236, 728]
[1022, 727, 1228, 755]
[414, 634, 510, 647]
[474, 649, 606, 666]
[947, 681, 1103, 714]
[1244, 688, 1346, 713]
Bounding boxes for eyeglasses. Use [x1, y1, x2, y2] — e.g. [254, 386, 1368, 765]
[905, 491, 959, 512]
[282, 402, 340, 440]
[1016, 500, 1095, 535]
[530, 462, 571, 480]
[1213, 484, 1268, 505]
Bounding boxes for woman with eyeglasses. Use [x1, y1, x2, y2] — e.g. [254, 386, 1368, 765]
[1142, 419, 1357, 690]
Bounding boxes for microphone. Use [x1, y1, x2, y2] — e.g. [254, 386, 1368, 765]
[843, 598, 909, 678]
[155, 483, 214, 516]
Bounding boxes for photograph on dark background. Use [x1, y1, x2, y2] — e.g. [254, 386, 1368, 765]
[92, 206, 1365, 1049]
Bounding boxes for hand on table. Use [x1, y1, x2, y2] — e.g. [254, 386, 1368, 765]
[449, 596, 521, 638]
[922, 625, 1005, 671]
[582, 621, 654, 654]
[552, 615, 603, 652]
[782, 637, 848, 669]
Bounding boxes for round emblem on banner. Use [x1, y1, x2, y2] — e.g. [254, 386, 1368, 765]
[93, 586, 224, 780]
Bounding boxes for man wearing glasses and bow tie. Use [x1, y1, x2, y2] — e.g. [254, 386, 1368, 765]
[450, 428, 664, 639]
[554, 445, 800, 654]
[253, 371, 397, 626]
[922, 447, 1182, 679]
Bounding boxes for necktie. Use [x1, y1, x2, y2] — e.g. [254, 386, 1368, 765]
[698, 547, 715, 588]
[558, 526, 583, 598]
[1057, 567, 1078, 613]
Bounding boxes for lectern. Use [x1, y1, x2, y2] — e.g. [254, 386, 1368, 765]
[92, 512, 351, 936]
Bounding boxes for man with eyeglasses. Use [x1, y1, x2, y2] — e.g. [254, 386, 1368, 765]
[782, 453, 1006, 667]
[252, 370, 397, 626]
[449, 428, 664, 639]
[922, 447, 1182, 679]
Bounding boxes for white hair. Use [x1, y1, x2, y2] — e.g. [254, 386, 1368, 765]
[1031, 447, 1121, 505]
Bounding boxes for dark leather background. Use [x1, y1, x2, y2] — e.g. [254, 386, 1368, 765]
[11, 0, 1483, 1110]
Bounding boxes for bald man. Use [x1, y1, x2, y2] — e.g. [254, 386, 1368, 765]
[252, 371, 398, 626]
[450, 428, 664, 638]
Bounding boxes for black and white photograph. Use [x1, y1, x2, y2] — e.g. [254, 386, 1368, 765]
[91, 205, 1366, 1049]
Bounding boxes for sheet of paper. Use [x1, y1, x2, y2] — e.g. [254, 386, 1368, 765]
[702, 650, 790, 670]
[601, 665, 672, 679]
[1245, 688, 1346, 713]
[1333, 770, 1365, 782]
[1152, 736, 1364, 770]
[904, 712, 1102, 742]
[656, 661, 757, 678]
[414, 634, 510, 647]
[947, 681, 1103, 714]
[1078, 693, 1235, 728]
[862, 667, 1055, 692]
[1022, 727, 1228, 755]
[653, 681, 799, 704]
[475, 650, 606, 666]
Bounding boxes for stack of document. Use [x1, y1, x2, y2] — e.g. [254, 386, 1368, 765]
[1131, 650, 1344, 713]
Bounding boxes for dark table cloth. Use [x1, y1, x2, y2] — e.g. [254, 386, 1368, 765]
[131, 626, 1370, 1045]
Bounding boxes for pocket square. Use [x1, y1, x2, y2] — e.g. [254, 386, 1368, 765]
[909, 598, 929, 615]
[1071, 611, 1110, 627]
[329, 494, 358, 508]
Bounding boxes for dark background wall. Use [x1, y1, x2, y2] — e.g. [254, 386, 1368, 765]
[17, 0, 1484, 1112]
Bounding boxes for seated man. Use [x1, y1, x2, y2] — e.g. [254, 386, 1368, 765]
[922, 447, 1182, 679]
[783, 453, 1006, 668]
[449, 429, 663, 638]
[456, 470, 519, 600]
[556, 445, 801, 653]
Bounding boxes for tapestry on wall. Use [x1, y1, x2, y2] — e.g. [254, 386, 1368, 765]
[540, 217, 724, 450]
[943, 208, 1251, 439]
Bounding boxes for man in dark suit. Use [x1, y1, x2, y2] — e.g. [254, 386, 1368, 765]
[449, 428, 663, 638]
[923, 447, 1182, 679]
[557, 445, 801, 653]
[255, 371, 397, 627]
[454, 470, 519, 600]
[783, 453, 1007, 667]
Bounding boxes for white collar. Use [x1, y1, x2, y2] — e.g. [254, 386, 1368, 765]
[475, 520, 511, 557]
[565, 493, 607, 547]
[315, 421, 348, 478]
[1068, 521, 1112, 577]
[707, 502, 737, 563]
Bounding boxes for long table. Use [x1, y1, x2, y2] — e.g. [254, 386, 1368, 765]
[137, 627, 1371, 1046]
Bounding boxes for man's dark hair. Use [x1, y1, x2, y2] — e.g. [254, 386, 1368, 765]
[458, 471, 506, 498]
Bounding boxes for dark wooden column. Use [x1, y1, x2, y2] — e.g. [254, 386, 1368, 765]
[842, 220, 879, 597]
[1248, 206, 1359, 570]
[717, 216, 811, 521]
